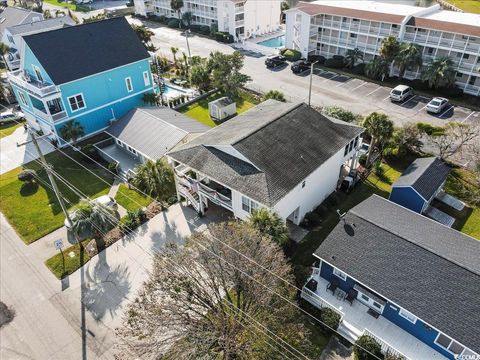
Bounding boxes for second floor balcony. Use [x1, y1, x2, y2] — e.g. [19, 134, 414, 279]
[8, 70, 59, 97]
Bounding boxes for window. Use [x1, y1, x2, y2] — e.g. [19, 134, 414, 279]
[354, 136, 359, 148]
[435, 334, 465, 355]
[32, 65, 43, 82]
[18, 91, 28, 106]
[302, 180, 306, 188]
[456, 72, 463, 78]
[344, 144, 349, 156]
[349, 33, 357, 38]
[468, 76, 477, 86]
[361, 294, 369, 302]
[241, 196, 250, 212]
[333, 268, 347, 281]
[463, 53, 470, 60]
[125, 77, 133, 92]
[348, 140, 354, 152]
[399, 308, 417, 323]
[392, 24, 398, 28]
[427, 47, 434, 54]
[7, 34, 14, 44]
[67, 94, 86, 112]
[143, 71, 150, 86]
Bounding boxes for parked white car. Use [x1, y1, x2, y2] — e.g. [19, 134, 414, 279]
[358, 142, 370, 157]
[426, 97, 449, 114]
[0, 110, 25, 124]
[389, 85, 413, 102]
[64, 195, 118, 229]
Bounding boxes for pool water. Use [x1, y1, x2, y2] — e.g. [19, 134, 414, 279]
[257, 35, 285, 48]
[155, 84, 187, 98]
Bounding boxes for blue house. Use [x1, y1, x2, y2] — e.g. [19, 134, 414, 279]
[302, 195, 479, 360]
[7, 17, 154, 143]
[389, 157, 450, 214]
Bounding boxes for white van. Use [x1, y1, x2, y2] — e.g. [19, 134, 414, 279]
[390, 85, 413, 102]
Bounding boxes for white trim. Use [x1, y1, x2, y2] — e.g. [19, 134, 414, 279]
[67, 92, 86, 113]
[143, 71, 150, 86]
[399, 308, 417, 324]
[125, 76, 133, 93]
[18, 91, 28, 106]
[333, 268, 347, 281]
[434, 333, 465, 356]
[32, 64, 43, 82]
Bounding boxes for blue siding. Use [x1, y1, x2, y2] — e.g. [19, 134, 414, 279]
[319, 261, 355, 292]
[22, 45, 54, 84]
[389, 186, 425, 213]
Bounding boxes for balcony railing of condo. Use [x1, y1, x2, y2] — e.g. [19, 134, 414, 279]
[363, 329, 410, 360]
[7, 70, 59, 97]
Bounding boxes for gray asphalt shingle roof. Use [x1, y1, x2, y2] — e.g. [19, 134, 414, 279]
[393, 157, 450, 200]
[23, 17, 149, 84]
[0, 7, 41, 35]
[315, 195, 480, 353]
[7, 16, 75, 35]
[169, 100, 363, 206]
[106, 107, 209, 160]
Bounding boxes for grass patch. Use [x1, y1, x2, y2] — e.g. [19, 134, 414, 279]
[446, 0, 480, 13]
[45, 240, 91, 279]
[0, 122, 23, 139]
[0, 150, 113, 244]
[180, 90, 258, 127]
[43, 0, 90, 11]
[115, 183, 152, 212]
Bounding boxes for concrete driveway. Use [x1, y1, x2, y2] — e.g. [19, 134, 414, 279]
[0, 126, 55, 174]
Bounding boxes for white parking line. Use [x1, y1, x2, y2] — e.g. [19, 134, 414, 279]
[336, 78, 352, 87]
[418, 104, 428, 112]
[461, 111, 476, 123]
[383, 95, 391, 101]
[319, 73, 337, 82]
[326, 74, 342, 83]
[366, 87, 383, 97]
[400, 96, 417, 106]
[352, 82, 367, 91]
[439, 105, 454, 118]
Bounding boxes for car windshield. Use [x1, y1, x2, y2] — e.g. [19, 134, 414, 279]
[392, 90, 402, 95]
[361, 144, 369, 150]
[430, 100, 441, 106]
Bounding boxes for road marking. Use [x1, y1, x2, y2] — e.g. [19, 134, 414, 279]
[336, 78, 351, 87]
[461, 111, 476, 123]
[418, 104, 428, 112]
[352, 82, 367, 91]
[366, 86, 383, 97]
[383, 95, 391, 101]
[400, 95, 417, 107]
[439, 105, 454, 119]
[326, 74, 342, 82]
[319, 73, 336, 82]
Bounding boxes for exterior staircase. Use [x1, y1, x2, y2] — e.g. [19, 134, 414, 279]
[338, 320, 363, 344]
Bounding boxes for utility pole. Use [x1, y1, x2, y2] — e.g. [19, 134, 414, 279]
[308, 60, 319, 106]
[17, 131, 73, 227]
[185, 29, 191, 58]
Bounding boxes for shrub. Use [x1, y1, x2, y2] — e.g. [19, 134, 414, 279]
[324, 106, 362, 123]
[119, 209, 145, 234]
[351, 62, 365, 75]
[167, 196, 178, 205]
[324, 56, 344, 68]
[214, 31, 234, 43]
[167, 18, 180, 28]
[307, 54, 325, 64]
[200, 25, 210, 34]
[108, 161, 118, 174]
[17, 169, 36, 183]
[438, 86, 463, 98]
[320, 308, 341, 331]
[314, 204, 328, 217]
[81, 143, 100, 162]
[282, 49, 302, 61]
[359, 154, 367, 166]
[158, 15, 168, 23]
[384, 353, 404, 360]
[410, 79, 429, 91]
[353, 335, 383, 360]
[324, 193, 338, 208]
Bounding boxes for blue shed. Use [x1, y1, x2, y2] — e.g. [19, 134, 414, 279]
[389, 157, 450, 214]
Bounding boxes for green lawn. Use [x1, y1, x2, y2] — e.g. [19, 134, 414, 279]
[44, 0, 90, 11]
[45, 240, 91, 279]
[180, 91, 258, 127]
[0, 122, 23, 139]
[115, 183, 152, 212]
[446, 0, 480, 13]
[0, 150, 113, 244]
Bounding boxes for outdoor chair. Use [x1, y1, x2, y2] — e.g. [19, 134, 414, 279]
[344, 288, 357, 305]
[326, 277, 339, 294]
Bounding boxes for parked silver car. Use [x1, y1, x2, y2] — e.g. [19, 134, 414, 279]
[426, 97, 449, 114]
[0, 110, 25, 124]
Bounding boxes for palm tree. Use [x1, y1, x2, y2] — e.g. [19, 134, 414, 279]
[0, 43, 10, 68]
[422, 57, 456, 89]
[131, 159, 175, 200]
[247, 208, 289, 246]
[59, 120, 85, 146]
[365, 57, 389, 80]
[362, 112, 394, 165]
[182, 51, 189, 78]
[263, 90, 286, 102]
[171, 46, 179, 65]
[379, 36, 401, 64]
[70, 200, 118, 246]
[182, 11, 192, 28]
[170, 0, 184, 29]
[393, 43, 423, 80]
[344, 48, 364, 68]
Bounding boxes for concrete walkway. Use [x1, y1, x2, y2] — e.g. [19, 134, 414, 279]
[108, 179, 127, 217]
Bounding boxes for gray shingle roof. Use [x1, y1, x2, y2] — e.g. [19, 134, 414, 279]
[106, 107, 209, 160]
[392, 157, 450, 200]
[0, 7, 42, 35]
[7, 16, 75, 35]
[169, 100, 363, 206]
[211, 97, 235, 107]
[315, 195, 480, 352]
[23, 17, 149, 84]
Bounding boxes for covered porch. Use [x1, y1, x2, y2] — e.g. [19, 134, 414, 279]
[301, 273, 448, 360]
[94, 138, 143, 179]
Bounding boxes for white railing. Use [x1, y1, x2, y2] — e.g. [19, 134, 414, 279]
[178, 186, 200, 212]
[235, 20, 244, 27]
[51, 110, 67, 122]
[33, 107, 50, 121]
[7, 70, 59, 97]
[363, 329, 410, 360]
[301, 285, 345, 319]
[198, 182, 232, 208]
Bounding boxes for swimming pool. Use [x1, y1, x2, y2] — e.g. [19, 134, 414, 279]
[257, 35, 285, 48]
[155, 83, 188, 99]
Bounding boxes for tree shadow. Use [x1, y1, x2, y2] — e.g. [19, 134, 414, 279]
[19, 182, 39, 197]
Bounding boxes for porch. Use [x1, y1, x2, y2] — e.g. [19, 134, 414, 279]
[94, 138, 143, 179]
[7, 69, 59, 97]
[301, 274, 448, 360]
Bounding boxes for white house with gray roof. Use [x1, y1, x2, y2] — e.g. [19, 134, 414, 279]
[167, 100, 363, 224]
[95, 107, 209, 179]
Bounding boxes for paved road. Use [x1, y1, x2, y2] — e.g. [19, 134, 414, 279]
[0, 204, 217, 359]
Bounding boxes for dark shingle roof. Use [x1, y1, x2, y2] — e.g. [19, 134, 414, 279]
[0, 7, 41, 35]
[315, 195, 480, 352]
[169, 100, 363, 206]
[23, 17, 149, 84]
[7, 16, 75, 35]
[392, 157, 450, 200]
[106, 107, 209, 160]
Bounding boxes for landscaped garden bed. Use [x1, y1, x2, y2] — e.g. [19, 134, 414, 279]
[115, 183, 152, 212]
[45, 239, 92, 280]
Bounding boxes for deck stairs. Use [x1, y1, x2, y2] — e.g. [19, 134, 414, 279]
[338, 320, 363, 344]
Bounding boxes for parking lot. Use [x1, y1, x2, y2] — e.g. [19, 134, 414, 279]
[296, 67, 478, 125]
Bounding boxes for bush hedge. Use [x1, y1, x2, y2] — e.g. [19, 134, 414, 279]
[307, 54, 326, 64]
[353, 335, 383, 360]
[167, 18, 180, 28]
[281, 48, 302, 61]
[214, 31, 234, 43]
[324, 55, 345, 68]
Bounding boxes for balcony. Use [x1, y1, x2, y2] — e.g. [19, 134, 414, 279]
[301, 272, 448, 360]
[235, 19, 244, 27]
[7, 70, 59, 97]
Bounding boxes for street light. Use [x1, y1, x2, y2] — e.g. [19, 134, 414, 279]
[308, 60, 319, 107]
[185, 29, 191, 58]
